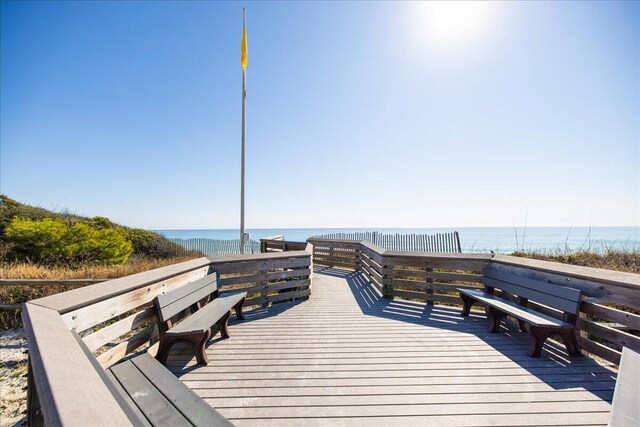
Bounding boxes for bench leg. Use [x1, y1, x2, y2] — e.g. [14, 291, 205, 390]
[156, 332, 211, 365]
[191, 330, 211, 365]
[559, 329, 583, 357]
[234, 297, 246, 320]
[487, 307, 507, 333]
[155, 337, 173, 364]
[460, 294, 476, 317]
[517, 319, 527, 332]
[216, 311, 231, 339]
[526, 325, 548, 357]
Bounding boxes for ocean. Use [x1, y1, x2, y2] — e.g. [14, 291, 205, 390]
[155, 227, 640, 254]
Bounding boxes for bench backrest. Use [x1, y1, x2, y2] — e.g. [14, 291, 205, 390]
[154, 272, 218, 323]
[482, 268, 582, 316]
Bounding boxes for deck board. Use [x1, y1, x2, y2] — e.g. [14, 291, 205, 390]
[168, 266, 616, 426]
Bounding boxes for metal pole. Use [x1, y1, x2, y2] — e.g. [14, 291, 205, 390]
[240, 8, 246, 254]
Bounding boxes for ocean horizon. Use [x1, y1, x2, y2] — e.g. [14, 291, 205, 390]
[155, 226, 640, 254]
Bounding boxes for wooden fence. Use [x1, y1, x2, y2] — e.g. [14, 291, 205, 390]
[312, 231, 461, 252]
[308, 237, 640, 366]
[21, 247, 313, 425]
[167, 238, 262, 256]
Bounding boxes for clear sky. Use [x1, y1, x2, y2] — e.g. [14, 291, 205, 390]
[1, 1, 638, 229]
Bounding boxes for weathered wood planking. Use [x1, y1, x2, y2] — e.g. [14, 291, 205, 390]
[22, 249, 314, 426]
[63, 267, 210, 332]
[29, 258, 212, 314]
[169, 269, 616, 426]
[309, 239, 640, 366]
[83, 307, 155, 352]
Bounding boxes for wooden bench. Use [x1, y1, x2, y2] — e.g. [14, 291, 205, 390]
[72, 330, 233, 426]
[154, 272, 246, 365]
[608, 347, 640, 427]
[459, 268, 582, 358]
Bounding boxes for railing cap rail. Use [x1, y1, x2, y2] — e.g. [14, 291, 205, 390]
[0, 278, 106, 287]
[492, 254, 640, 288]
[22, 303, 133, 426]
[207, 250, 310, 265]
[383, 250, 494, 260]
[29, 257, 212, 314]
[359, 240, 387, 253]
[307, 237, 363, 244]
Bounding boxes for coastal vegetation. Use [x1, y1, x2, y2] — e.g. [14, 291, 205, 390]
[0, 195, 191, 264]
[513, 248, 640, 274]
[0, 195, 202, 327]
[1, 195, 639, 329]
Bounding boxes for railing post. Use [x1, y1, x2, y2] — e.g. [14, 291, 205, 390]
[383, 263, 392, 299]
[426, 266, 434, 305]
[26, 358, 44, 427]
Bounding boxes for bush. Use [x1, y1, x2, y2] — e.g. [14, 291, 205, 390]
[123, 228, 187, 259]
[0, 195, 185, 261]
[5, 217, 133, 265]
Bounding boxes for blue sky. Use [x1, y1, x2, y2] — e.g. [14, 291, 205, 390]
[1, 1, 638, 229]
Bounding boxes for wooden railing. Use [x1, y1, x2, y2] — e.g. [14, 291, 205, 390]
[308, 238, 640, 365]
[22, 248, 312, 426]
[307, 238, 361, 269]
[211, 250, 311, 307]
[0, 279, 106, 312]
[260, 238, 308, 253]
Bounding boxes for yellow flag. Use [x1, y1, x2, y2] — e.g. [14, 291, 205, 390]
[241, 17, 248, 69]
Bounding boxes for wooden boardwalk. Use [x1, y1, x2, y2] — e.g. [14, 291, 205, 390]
[166, 267, 617, 426]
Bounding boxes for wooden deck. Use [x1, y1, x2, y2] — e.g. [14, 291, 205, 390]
[166, 267, 618, 426]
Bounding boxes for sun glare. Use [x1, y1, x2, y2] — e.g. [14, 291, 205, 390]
[413, 1, 498, 51]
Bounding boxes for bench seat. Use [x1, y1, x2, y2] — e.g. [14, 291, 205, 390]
[459, 289, 573, 329]
[459, 268, 582, 358]
[108, 353, 233, 427]
[155, 273, 247, 365]
[166, 292, 247, 337]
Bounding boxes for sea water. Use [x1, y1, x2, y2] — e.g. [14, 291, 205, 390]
[155, 226, 640, 254]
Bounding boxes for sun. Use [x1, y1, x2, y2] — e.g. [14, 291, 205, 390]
[412, 1, 498, 51]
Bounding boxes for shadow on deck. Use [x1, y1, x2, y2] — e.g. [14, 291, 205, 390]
[166, 267, 616, 426]
[314, 266, 617, 394]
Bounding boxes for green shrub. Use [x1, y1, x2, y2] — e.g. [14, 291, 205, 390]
[5, 217, 133, 265]
[1, 195, 186, 261]
[123, 228, 187, 259]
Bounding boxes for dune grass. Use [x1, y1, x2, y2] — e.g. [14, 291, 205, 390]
[0, 255, 201, 328]
[511, 248, 640, 274]
[0, 255, 201, 279]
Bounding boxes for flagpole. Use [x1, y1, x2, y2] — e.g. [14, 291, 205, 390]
[240, 8, 247, 254]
